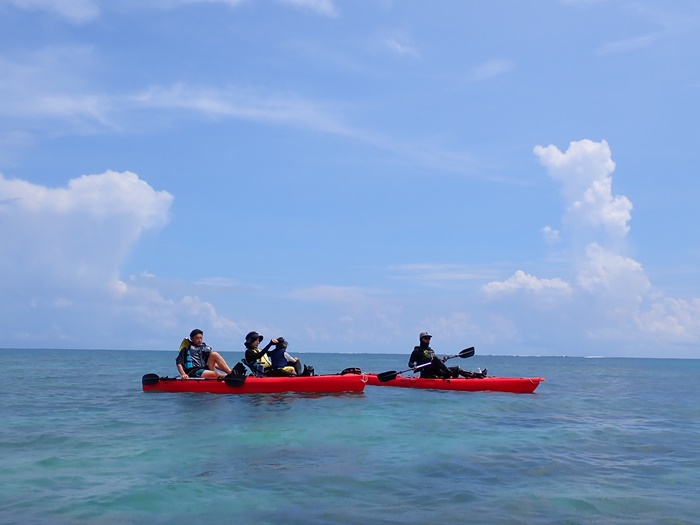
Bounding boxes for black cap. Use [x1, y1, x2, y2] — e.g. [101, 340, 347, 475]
[245, 331, 264, 343]
[275, 337, 288, 349]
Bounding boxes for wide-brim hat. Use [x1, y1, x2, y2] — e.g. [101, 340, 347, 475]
[245, 331, 264, 343]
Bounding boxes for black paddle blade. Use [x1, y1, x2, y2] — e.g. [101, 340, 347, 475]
[224, 374, 247, 387]
[142, 373, 160, 386]
[457, 347, 475, 358]
[376, 370, 399, 383]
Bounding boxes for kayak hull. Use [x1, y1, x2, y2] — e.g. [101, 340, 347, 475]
[365, 374, 545, 393]
[142, 374, 367, 394]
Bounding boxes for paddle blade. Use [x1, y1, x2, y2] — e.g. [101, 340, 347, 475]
[458, 347, 475, 358]
[376, 371, 398, 383]
[142, 373, 160, 386]
[224, 374, 247, 387]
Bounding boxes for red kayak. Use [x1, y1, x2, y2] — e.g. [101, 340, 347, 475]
[365, 374, 545, 393]
[141, 373, 367, 394]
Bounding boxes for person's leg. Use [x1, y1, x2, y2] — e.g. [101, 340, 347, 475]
[207, 351, 231, 374]
[455, 367, 474, 378]
[290, 358, 302, 375]
[421, 359, 450, 378]
[434, 358, 455, 378]
[200, 369, 223, 378]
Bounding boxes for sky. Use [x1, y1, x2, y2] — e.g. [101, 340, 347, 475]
[1, 0, 699, 358]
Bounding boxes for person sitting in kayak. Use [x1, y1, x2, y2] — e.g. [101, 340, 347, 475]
[268, 337, 303, 376]
[176, 328, 233, 379]
[408, 332, 486, 379]
[243, 331, 297, 376]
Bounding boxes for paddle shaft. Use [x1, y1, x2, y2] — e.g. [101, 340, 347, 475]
[376, 347, 475, 382]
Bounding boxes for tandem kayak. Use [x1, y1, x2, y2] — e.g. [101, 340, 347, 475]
[365, 374, 545, 393]
[141, 373, 367, 394]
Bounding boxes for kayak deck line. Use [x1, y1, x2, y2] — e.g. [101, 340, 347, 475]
[364, 374, 545, 393]
[142, 373, 368, 395]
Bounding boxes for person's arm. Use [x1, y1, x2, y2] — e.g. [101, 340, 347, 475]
[176, 362, 188, 379]
[408, 348, 419, 369]
[175, 344, 189, 379]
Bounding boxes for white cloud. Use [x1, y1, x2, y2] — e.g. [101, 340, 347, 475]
[418, 312, 483, 342]
[534, 139, 632, 240]
[177, 0, 248, 6]
[278, 0, 338, 17]
[482, 138, 700, 348]
[0, 170, 172, 287]
[6, 0, 99, 23]
[392, 263, 500, 286]
[0, 171, 191, 346]
[635, 298, 700, 341]
[576, 243, 651, 304]
[0, 47, 114, 129]
[385, 38, 420, 59]
[596, 32, 662, 55]
[289, 285, 379, 306]
[482, 270, 572, 296]
[541, 225, 560, 244]
[131, 83, 348, 135]
[465, 59, 514, 83]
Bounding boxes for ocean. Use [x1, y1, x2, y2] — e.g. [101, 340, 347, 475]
[1, 349, 698, 525]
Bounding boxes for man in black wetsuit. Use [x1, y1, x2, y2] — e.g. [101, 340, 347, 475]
[408, 332, 486, 379]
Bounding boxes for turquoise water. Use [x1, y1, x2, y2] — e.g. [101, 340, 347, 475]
[1, 349, 698, 524]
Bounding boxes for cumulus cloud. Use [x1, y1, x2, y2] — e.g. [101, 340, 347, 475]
[576, 243, 651, 303]
[534, 139, 632, 240]
[0, 170, 172, 287]
[482, 138, 699, 348]
[483, 270, 572, 296]
[0, 170, 204, 347]
[635, 298, 700, 340]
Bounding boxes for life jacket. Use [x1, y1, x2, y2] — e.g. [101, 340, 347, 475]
[413, 345, 436, 364]
[176, 338, 211, 370]
[268, 347, 290, 368]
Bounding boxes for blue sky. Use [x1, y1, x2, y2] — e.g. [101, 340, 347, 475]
[1, 0, 699, 357]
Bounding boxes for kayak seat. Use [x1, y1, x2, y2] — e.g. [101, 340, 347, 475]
[241, 358, 263, 377]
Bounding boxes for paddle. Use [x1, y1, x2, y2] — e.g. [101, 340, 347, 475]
[376, 347, 476, 383]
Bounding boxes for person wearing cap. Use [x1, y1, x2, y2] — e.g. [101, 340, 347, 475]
[243, 331, 293, 376]
[243, 331, 273, 375]
[175, 328, 233, 379]
[408, 332, 486, 379]
[268, 337, 303, 376]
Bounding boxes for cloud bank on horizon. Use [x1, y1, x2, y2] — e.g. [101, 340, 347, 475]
[2, 140, 698, 355]
[1, 0, 699, 357]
